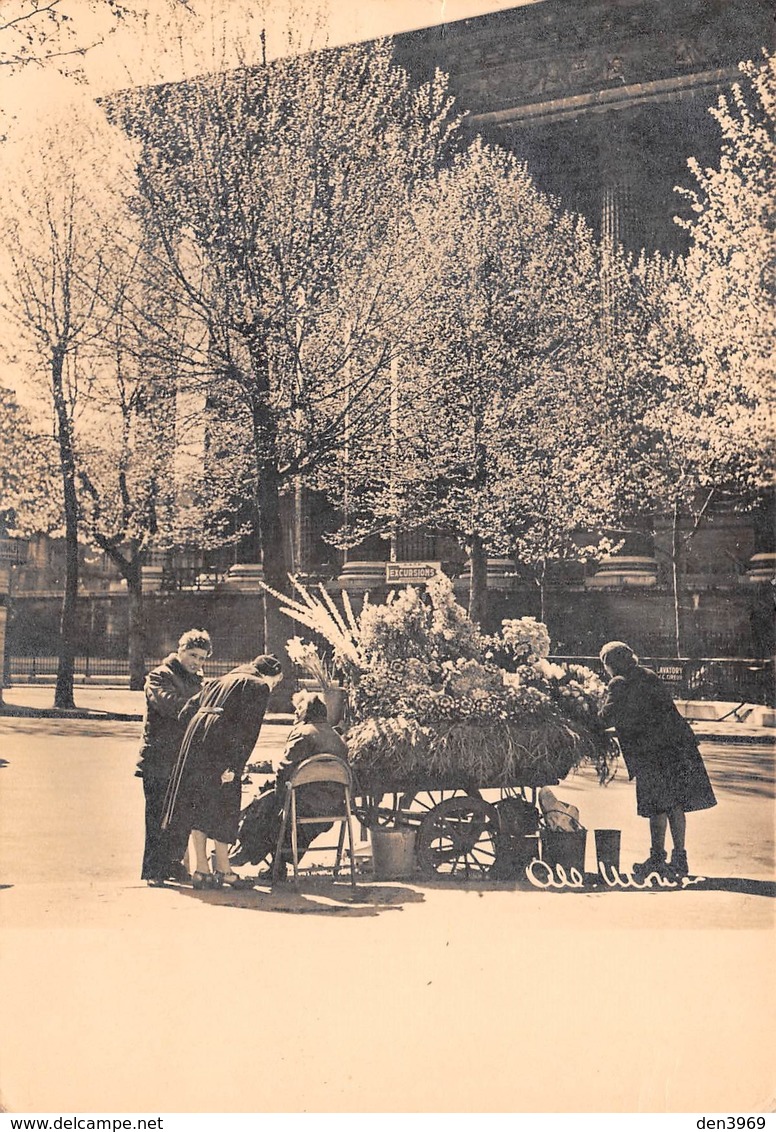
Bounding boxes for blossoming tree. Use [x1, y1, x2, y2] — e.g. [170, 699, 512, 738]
[111, 38, 457, 615]
[639, 53, 775, 653]
[320, 140, 606, 626]
[0, 96, 141, 706]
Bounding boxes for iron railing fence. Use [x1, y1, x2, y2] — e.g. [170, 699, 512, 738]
[7, 655, 266, 681]
[552, 656, 775, 707]
[7, 653, 774, 705]
[158, 566, 231, 592]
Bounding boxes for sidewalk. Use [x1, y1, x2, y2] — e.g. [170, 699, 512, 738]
[0, 685, 294, 725]
[0, 683, 772, 743]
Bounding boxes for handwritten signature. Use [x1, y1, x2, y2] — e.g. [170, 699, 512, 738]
[526, 859, 706, 890]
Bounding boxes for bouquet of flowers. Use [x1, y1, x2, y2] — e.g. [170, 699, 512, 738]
[500, 617, 552, 662]
[285, 636, 335, 690]
[357, 573, 485, 667]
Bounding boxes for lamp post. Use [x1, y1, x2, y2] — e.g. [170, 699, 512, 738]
[293, 286, 306, 574]
[389, 343, 399, 564]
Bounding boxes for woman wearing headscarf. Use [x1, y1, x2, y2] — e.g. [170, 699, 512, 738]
[231, 691, 348, 881]
[599, 641, 717, 880]
[162, 654, 284, 889]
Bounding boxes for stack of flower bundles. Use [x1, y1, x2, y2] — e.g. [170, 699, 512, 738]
[264, 572, 617, 790]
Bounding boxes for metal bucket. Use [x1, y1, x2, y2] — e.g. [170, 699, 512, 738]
[323, 686, 347, 725]
[542, 828, 587, 877]
[594, 829, 621, 873]
[371, 827, 417, 880]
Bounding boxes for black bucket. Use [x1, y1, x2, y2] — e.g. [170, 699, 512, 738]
[371, 827, 416, 880]
[542, 828, 587, 876]
[594, 829, 621, 873]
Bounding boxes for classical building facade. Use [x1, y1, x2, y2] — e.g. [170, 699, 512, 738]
[397, 0, 773, 254]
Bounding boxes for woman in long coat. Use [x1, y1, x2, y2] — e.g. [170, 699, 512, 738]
[599, 641, 716, 880]
[162, 654, 283, 889]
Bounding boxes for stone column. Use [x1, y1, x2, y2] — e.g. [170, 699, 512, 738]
[291, 482, 312, 574]
[336, 560, 388, 594]
[140, 565, 165, 593]
[744, 498, 775, 585]
[585, 556, 658, 588]
[743, 554, 776, 584]
[224, 563, 265, 592]
[599, 121, 634, 344]
[459, 557, 519, 590]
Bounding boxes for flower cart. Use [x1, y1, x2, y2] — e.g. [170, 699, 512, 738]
[262, 573, 618, 881]
[347, 714, 610, 879]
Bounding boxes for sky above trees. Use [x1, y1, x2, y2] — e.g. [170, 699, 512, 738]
[0, 0, 529, 408]
[0, 0, 531, 98]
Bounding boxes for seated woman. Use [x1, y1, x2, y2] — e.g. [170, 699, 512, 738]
[231, 691, 348, 879]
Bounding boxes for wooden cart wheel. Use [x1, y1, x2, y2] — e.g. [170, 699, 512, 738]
[397, 787, 482, 816]
[416, 796, 500, 879]
[353, 793, 403, 828]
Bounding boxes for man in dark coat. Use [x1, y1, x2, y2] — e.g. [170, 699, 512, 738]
[162, 654, 283, 889]
[599, 640, 717, 880]
[136, 629, 212, 886]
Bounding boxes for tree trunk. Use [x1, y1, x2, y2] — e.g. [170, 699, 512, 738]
[262, 594, 294, 712]
[56, 527, 79, 709]
[247, 333, 291, 688]
[126, 557, 146, 691]
[257, 456, 286, 590]
[0, 601, 8, 705]
[671, 497, 682, 658]
[468, 533, 488, 627]
[247, 337, 287, 584]
[52, 349, 78, 710]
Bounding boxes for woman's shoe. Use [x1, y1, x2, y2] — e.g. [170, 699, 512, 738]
[214, 871, 255, 890]
[192, 870, 216, 890]
[146, 877, 166, 888]
[632, 849, 669, 881]
[668, 849, 689, 879]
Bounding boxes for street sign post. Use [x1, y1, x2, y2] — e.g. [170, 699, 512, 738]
[385, 561, 442, 585]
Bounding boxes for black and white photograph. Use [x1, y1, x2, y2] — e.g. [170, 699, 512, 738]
[0, 0, 773, 1120]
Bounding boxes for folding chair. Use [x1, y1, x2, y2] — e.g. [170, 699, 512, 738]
[272, 755, 357, 890]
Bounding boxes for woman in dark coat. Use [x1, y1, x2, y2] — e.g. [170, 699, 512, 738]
[162, 654, 283, 889]
[599, 641, 716, 880]
[231, 691, 348, 881]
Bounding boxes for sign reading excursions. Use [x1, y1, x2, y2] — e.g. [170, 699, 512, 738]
[385, 561, 442, 585]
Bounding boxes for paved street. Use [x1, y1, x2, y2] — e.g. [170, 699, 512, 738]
[0, 713, 773, 1114]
